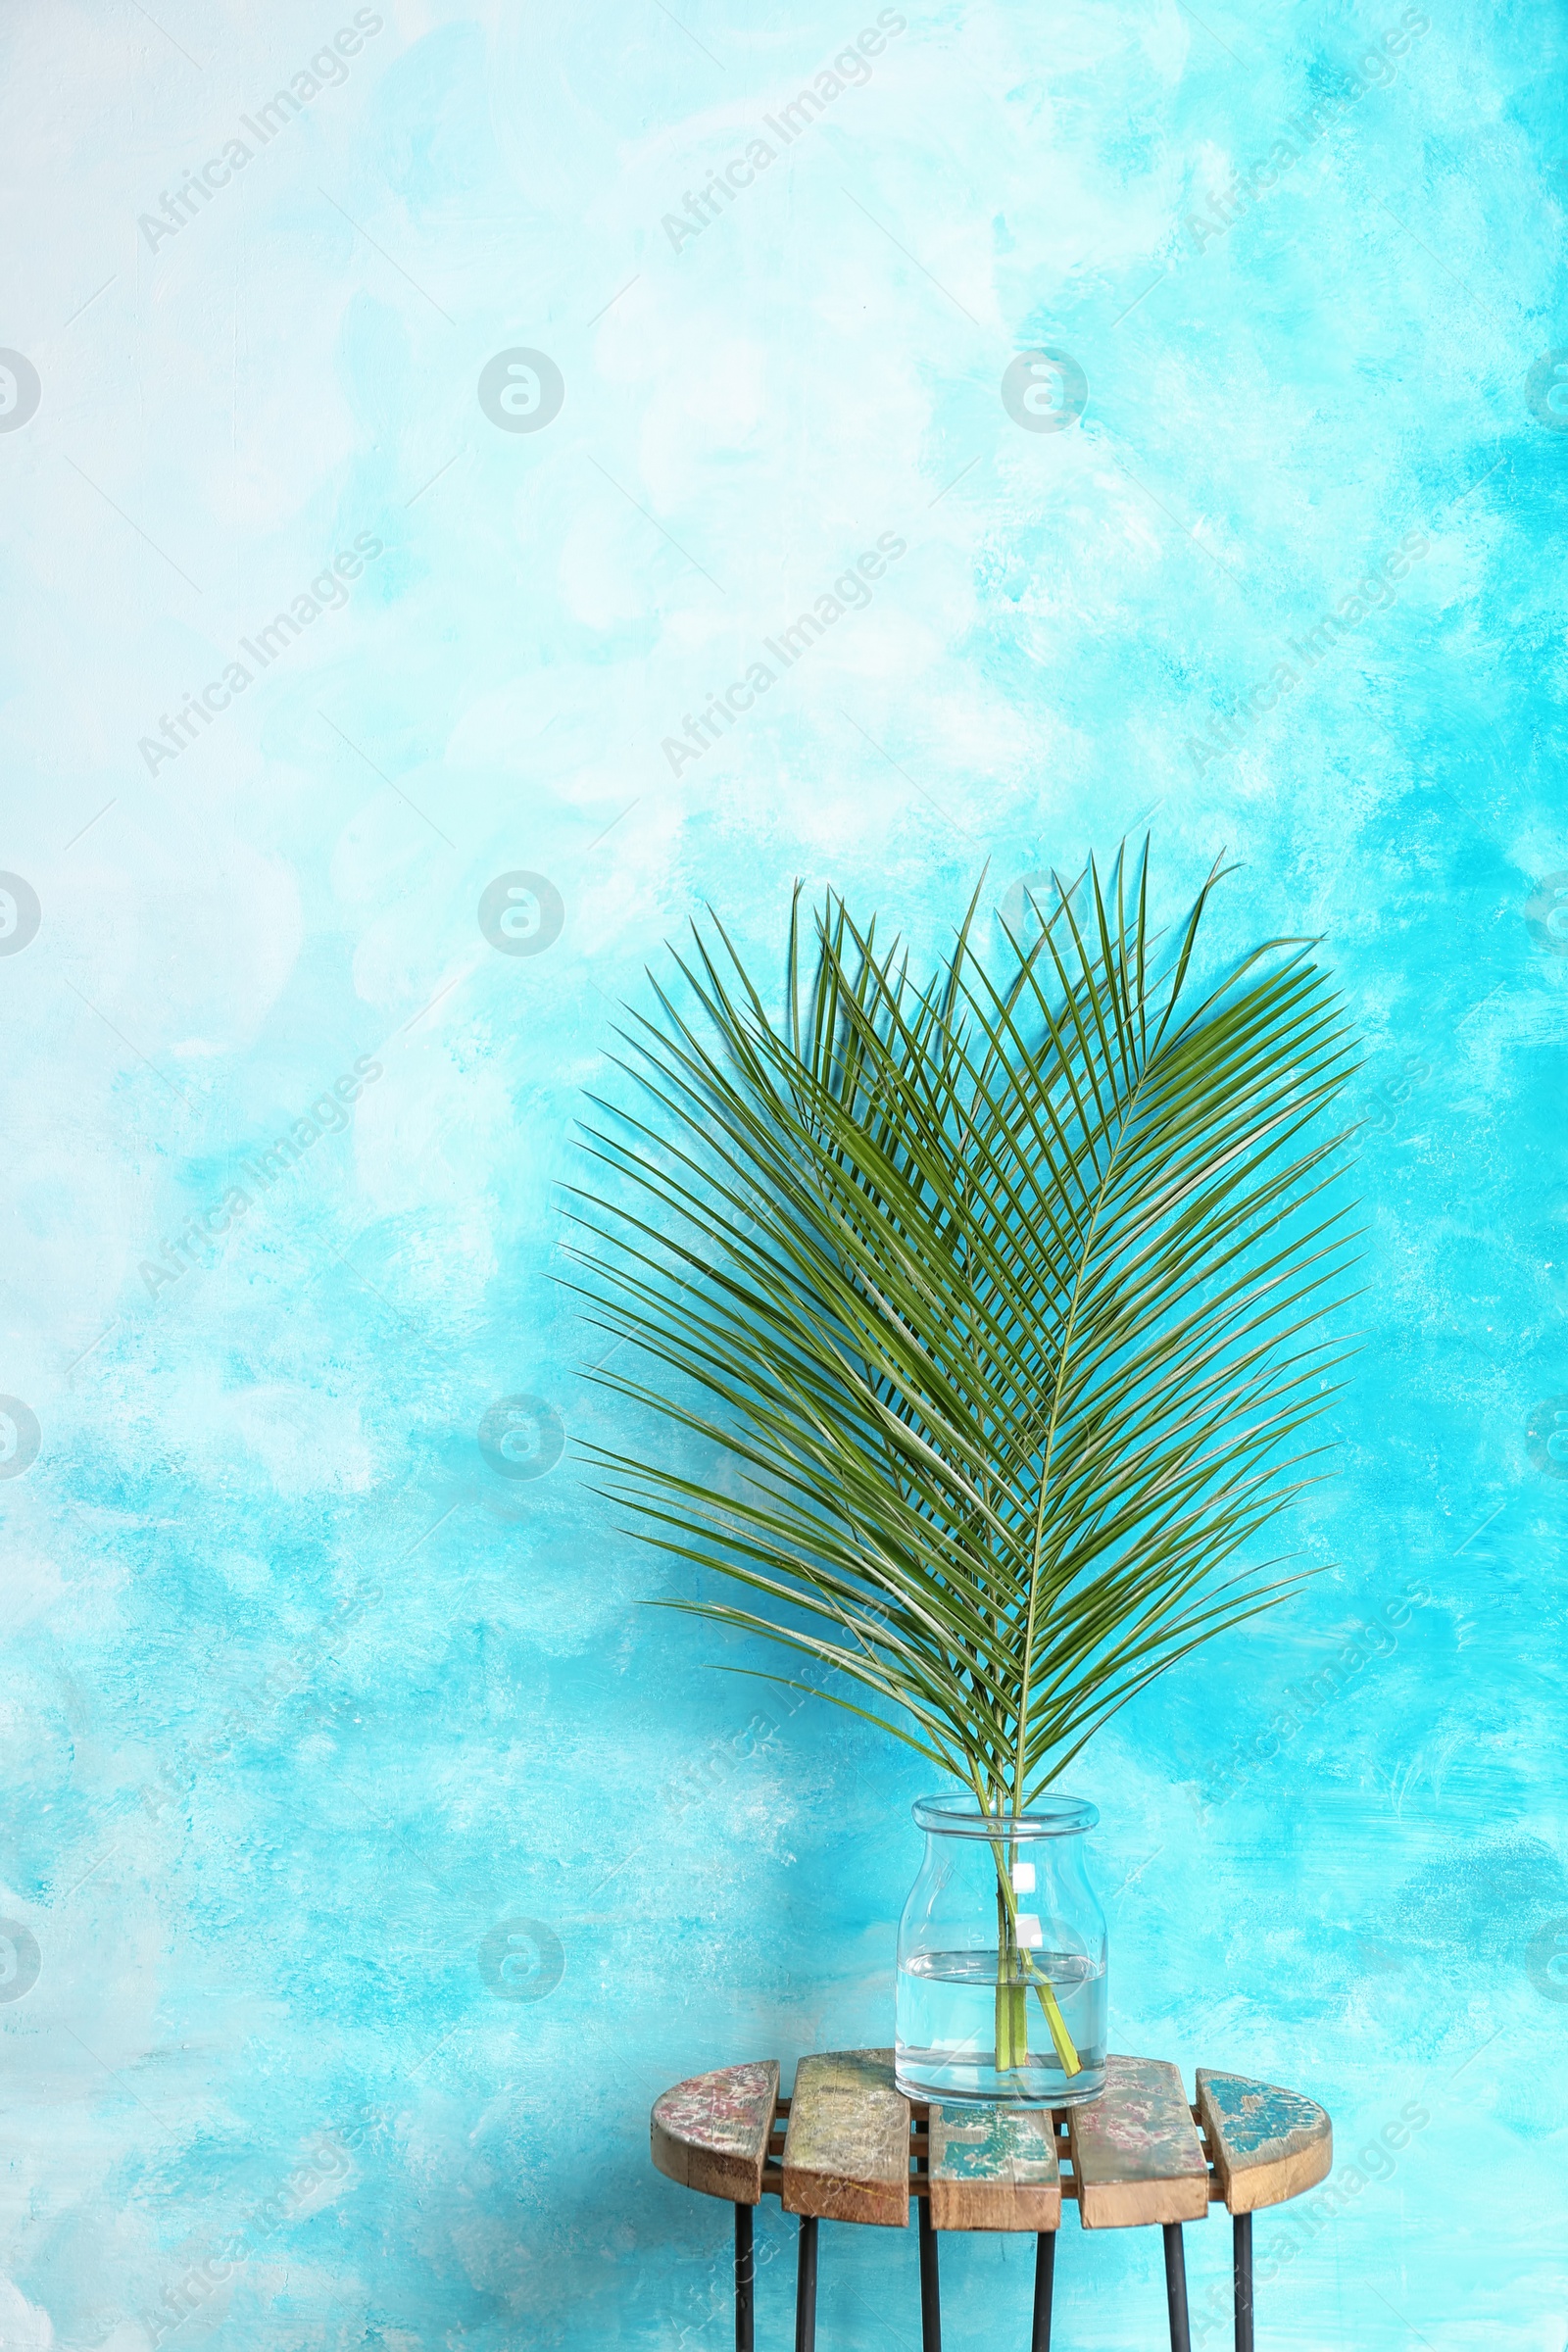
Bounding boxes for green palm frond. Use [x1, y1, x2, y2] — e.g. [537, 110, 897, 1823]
[567, 842, 1360, 1814]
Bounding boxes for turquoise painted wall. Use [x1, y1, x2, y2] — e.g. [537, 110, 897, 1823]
[1, 0, 1563, 2342]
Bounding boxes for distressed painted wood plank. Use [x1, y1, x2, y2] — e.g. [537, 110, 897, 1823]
[927, 2102, 1061, 2232]
[781, 2048, 910, 2227]
[651, 2060, 780, 2205]
[1068, 2054, 1210, 2230]
[1196, 2069, 1332, 2214]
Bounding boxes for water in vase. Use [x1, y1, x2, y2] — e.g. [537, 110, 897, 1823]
[896, 1946, 1107, 2105]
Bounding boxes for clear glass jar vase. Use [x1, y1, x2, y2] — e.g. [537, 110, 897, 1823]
[895, 1791, 1107, 2107]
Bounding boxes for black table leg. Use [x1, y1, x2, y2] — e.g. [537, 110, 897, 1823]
[918, 2189, 942, 2352]
[1233, 2213, 1253, 2352]
[1163, 2223, 1192, 2352]
[1031, 2231, 1056, 2352]
[735, 2203, 754, 2352]
[795, 2215, 818, 2352]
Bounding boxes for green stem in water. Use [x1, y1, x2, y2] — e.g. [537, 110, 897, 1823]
[990, 1840, 1082, 2080]
[1025, 1965, 1080, 2077]
[993, 1885, 1029, 2069]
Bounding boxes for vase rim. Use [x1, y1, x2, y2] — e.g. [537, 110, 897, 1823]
[912, 1789, 1099, 1838]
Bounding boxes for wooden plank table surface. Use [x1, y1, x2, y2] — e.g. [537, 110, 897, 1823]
[927, 2101, 1061, 2232]
[780, 2047, 910, 2228]
[651, 2059, 779, 2205]
[1196, 2069, 1333, 2213]
[1067, 2053, 1210, 2229]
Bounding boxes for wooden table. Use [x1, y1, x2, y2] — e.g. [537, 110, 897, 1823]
[651, 2049, 1331, 2352]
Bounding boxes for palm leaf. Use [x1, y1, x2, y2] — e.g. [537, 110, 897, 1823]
[567, 841, 1360, 1813]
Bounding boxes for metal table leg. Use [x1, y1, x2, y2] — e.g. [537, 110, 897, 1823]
[795, 2215, 818, 2352]
[1031, 2231, 1055, 2351]
[734, 2203, 754, 2352]
[1233, 2213, 1253, 2352]
[918, 2189, 942, 2352]
[1163, 2223, 1192, 2352]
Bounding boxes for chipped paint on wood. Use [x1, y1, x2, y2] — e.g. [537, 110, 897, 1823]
[1197, 2069, 1333, 2214]
[651, 2059, 780, 2204]
[781, 2047, 910, 2227]
[649, 2050, 1333, 2239]
[1068, 2054, 1209, 2230]
[928, 2101, 1061, 2231]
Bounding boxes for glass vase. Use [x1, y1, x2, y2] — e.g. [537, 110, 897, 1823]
[895, 1790, 1107, 2107]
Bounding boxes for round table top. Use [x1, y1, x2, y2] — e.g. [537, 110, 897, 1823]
[652, 2048, 1332, 2231]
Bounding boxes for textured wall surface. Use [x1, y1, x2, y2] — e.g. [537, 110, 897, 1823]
[1, 0, 1564, 2343]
